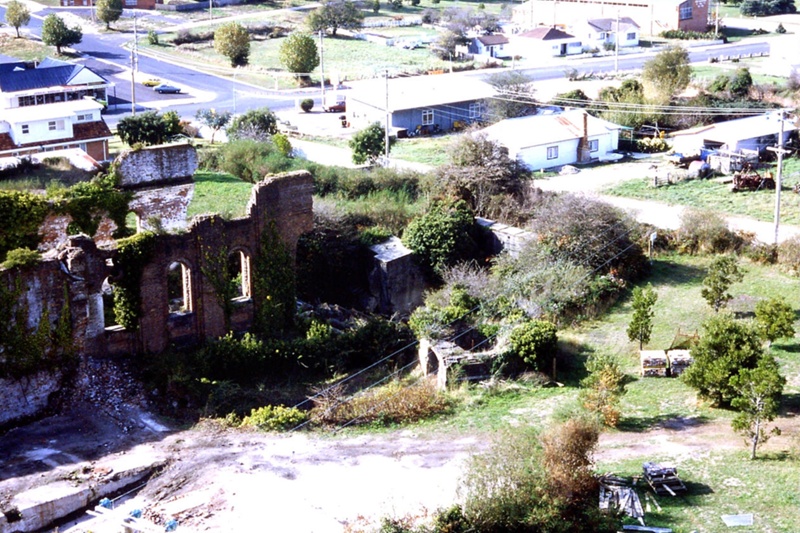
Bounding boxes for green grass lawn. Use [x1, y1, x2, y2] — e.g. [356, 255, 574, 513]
[0, 35, 55, 62]
[390, 134, 454, 166]
[692, 61, 788, 86]
[189, 170, 254, 219]
[603, 158, 800, 225]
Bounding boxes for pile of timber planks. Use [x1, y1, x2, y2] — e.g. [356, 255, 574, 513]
[642, 462, 687, 496]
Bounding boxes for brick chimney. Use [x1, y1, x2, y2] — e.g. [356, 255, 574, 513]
[577, 111, 592, 163]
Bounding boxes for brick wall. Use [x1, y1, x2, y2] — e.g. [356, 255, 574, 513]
[0, 170, 313, 426]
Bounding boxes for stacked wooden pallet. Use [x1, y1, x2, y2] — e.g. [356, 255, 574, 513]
[640, 350, 668, 377]
[642, 462, 687, 496]
[667, 350, 693, 377]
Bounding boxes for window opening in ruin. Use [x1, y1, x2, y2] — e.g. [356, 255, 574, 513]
[228, 250, 251, 300]
[102, 276, 119, 328]
[167, 261, 192, 314]
[125, 211, 141, 233]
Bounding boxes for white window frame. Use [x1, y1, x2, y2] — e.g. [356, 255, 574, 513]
[546, 146, 558, 160]
[125, 0, 136, 5]
[588, 139, 599, 152]
[421, 109, 434, 126]
[627, 32, 636, 41]
[48, 121, 57, 131]
[469, 103, 481, 119]
[679, 1, 692, 20]
[21, 124, 30, 134]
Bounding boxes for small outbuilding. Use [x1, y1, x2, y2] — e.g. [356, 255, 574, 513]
[482, 110, 622, 170]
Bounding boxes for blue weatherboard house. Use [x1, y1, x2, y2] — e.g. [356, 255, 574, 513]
[347, 74, 497, 135]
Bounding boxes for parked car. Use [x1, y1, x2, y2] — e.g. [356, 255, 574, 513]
[323, 97, 346, 113]
[154, 84, 181, 94]
[142, 78, 162, 87]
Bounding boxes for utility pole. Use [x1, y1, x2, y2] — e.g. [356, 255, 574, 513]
[768, 111, 790, 244]
[209, 0, 213, 20]
[319, 31, 326, 107]
[232, 67, 238, 115]
[715, 0, 720, 36]
[130, 11, 138, 115]
[384, 69, 390, 164]
[614, 9, 620, 74]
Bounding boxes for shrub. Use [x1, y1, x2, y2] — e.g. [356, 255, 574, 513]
[1, 247, 40, 270]
[147, 29, 158, 45]
[227, 107, 278, 142]
[402, 199, 479, 278]
[778, 235, 800, 275]
[241, 405, 307, 431]
[272, 133, 292, 157]
[310, 379, 450, 426]
[507, 319, 558, 373]
[776, 22, 786, 33]
[300, 98, 314, 112]
[676, 208, 742, 254]
[580, 353, 625, 427]
[636, 136, 670, 153]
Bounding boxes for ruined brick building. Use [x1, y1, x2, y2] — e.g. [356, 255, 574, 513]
[0, 144, 313, 426]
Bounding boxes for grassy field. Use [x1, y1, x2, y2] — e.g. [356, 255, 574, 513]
[0, 34, 55, 62]
[390, 135, 453, 167]
[188, 170, 254, 219]
[604, 157, 800, 225]
[692, 61, 789, 87]
[400, 252, 800, 531]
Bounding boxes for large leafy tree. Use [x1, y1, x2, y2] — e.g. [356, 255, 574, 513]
[701, 255, 744, 313]
[214, 22, 250, 67]
[682, 313, 765, 406]
[195, 108, 232, 144]
[279, 32, 320, 83]
[227, 108, 278, 142]
[641, 45, 691, 102]
[730, 356, 785, 459]
[4, 0, 31, 38]
[41, 14, 83, 54]
[754, 296, 796, 345]
[306, 0, 364, 36]
[627, 284, 658, 350]
[117, 111, 170, 147]
[349, 122, 386, 165]
[95, 0, 123, 30]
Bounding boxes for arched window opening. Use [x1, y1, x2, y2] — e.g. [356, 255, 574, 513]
[102, 276, 118, 328]
[167, 261, 192, 314]
[228, 250, 251, 299]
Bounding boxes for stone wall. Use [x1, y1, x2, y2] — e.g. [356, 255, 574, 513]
[0, 371, 63, 428]
[116, 143, 198, 187]
[0, 170, 313, 426]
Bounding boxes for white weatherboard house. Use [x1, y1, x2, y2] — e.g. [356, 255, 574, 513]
[482, 110, 622, 170]
[511, 27, 583, 57]
[669, 112, 798, 154]
[572, 17, 640, 49]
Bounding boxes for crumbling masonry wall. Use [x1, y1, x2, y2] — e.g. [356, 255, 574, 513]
[0, 170, 313, 426]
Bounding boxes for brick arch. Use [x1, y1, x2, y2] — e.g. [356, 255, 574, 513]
[165, 258, 194, 314]
[227, 246, 252, 299]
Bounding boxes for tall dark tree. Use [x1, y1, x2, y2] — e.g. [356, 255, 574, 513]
[701, 255, 743, 313]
